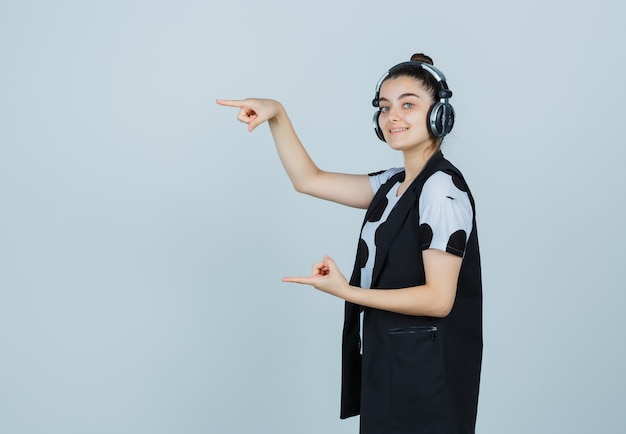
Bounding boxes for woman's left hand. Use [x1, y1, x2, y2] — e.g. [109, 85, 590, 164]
[282, 255, 350, 298]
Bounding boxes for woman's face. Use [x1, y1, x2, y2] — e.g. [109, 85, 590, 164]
[377, 75, 436, 152]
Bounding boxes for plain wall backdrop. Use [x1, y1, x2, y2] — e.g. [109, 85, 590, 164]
[1, 0, 625, 433]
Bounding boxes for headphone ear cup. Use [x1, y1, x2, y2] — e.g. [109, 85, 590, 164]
[443, 104, 455, 136]
[428, 102, 455, 138]
[373, 111, 386, 142]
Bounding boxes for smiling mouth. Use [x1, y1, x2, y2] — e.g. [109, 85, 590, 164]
[389, 128, 408, 134]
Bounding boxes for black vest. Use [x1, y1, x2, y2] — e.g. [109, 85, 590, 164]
[340, 151, 483, 434]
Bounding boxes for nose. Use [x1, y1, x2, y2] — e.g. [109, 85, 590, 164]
[386, 104, 401, 121]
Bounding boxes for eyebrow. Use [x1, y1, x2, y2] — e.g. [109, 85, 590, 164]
[378, 93, 421, 103]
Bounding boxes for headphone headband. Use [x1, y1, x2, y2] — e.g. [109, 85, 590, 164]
[392, 61, 447, 81]
[372, 61, 452, 107]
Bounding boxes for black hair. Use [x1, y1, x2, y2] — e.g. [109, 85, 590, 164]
[384, 53, 438, 100]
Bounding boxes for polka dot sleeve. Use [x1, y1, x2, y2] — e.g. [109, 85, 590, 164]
[418, 171, 473, 257]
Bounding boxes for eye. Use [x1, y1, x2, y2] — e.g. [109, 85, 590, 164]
[402, 102, 415, 109]
[379, 106, 390, 113]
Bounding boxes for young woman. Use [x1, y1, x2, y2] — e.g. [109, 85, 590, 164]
[217, 53, 482, 434]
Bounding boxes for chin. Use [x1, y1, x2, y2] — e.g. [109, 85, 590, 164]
[385, 136, 414, 150]
[385, 140, 405, 151]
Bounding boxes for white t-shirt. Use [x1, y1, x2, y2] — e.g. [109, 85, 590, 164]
[359, 168, 473, 289]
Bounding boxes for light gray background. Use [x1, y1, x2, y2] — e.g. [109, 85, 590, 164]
[1, 1, 624, 433]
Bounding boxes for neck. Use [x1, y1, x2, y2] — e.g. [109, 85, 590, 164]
[402, 143, 439, 182]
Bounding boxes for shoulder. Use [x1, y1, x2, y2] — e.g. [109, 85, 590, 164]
[419, 170, 473, 219]
[423, 164, 472, 197]
[369, 167, 404, 193]
[423, 171, 460, 197]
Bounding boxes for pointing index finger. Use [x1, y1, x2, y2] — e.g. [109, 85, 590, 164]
[215, 99, 245, 108]
[282, 276, 311, 285]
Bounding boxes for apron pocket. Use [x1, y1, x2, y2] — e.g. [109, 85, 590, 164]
[387, 326, 445, 430]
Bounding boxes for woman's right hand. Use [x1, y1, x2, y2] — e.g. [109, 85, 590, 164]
[216, 98, 283, 132]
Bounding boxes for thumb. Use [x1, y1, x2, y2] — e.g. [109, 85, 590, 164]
[323, 255, 338, 271]
[248, 119, 261, 132]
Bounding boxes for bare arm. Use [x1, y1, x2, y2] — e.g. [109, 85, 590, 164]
[283, 249, 462, 318]
[216, 98, 374, 209]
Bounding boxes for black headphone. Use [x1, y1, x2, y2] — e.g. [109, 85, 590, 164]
[372, 61, 455, 141]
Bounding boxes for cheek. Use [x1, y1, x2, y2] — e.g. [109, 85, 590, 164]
[407, 109, 430, 125]
[377, 112, 393, 126]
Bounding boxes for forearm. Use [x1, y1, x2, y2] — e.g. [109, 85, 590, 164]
[341, 284, 454, 318]
[268, 105, 321, 193]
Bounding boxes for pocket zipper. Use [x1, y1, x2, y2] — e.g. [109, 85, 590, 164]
[388, 326, 438, 340]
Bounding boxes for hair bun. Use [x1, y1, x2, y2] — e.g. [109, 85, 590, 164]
[410, 53, 434, 65]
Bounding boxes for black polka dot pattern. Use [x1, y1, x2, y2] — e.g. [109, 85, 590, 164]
[447, 170, 468, 193]
[359, 173, 405, 288]
[419, 223, 434, 249]
[368, 196, 388, 223]
[374, 222, 388, 248]
[446, 230, 467, 257]
[358, 238, 369, 269]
